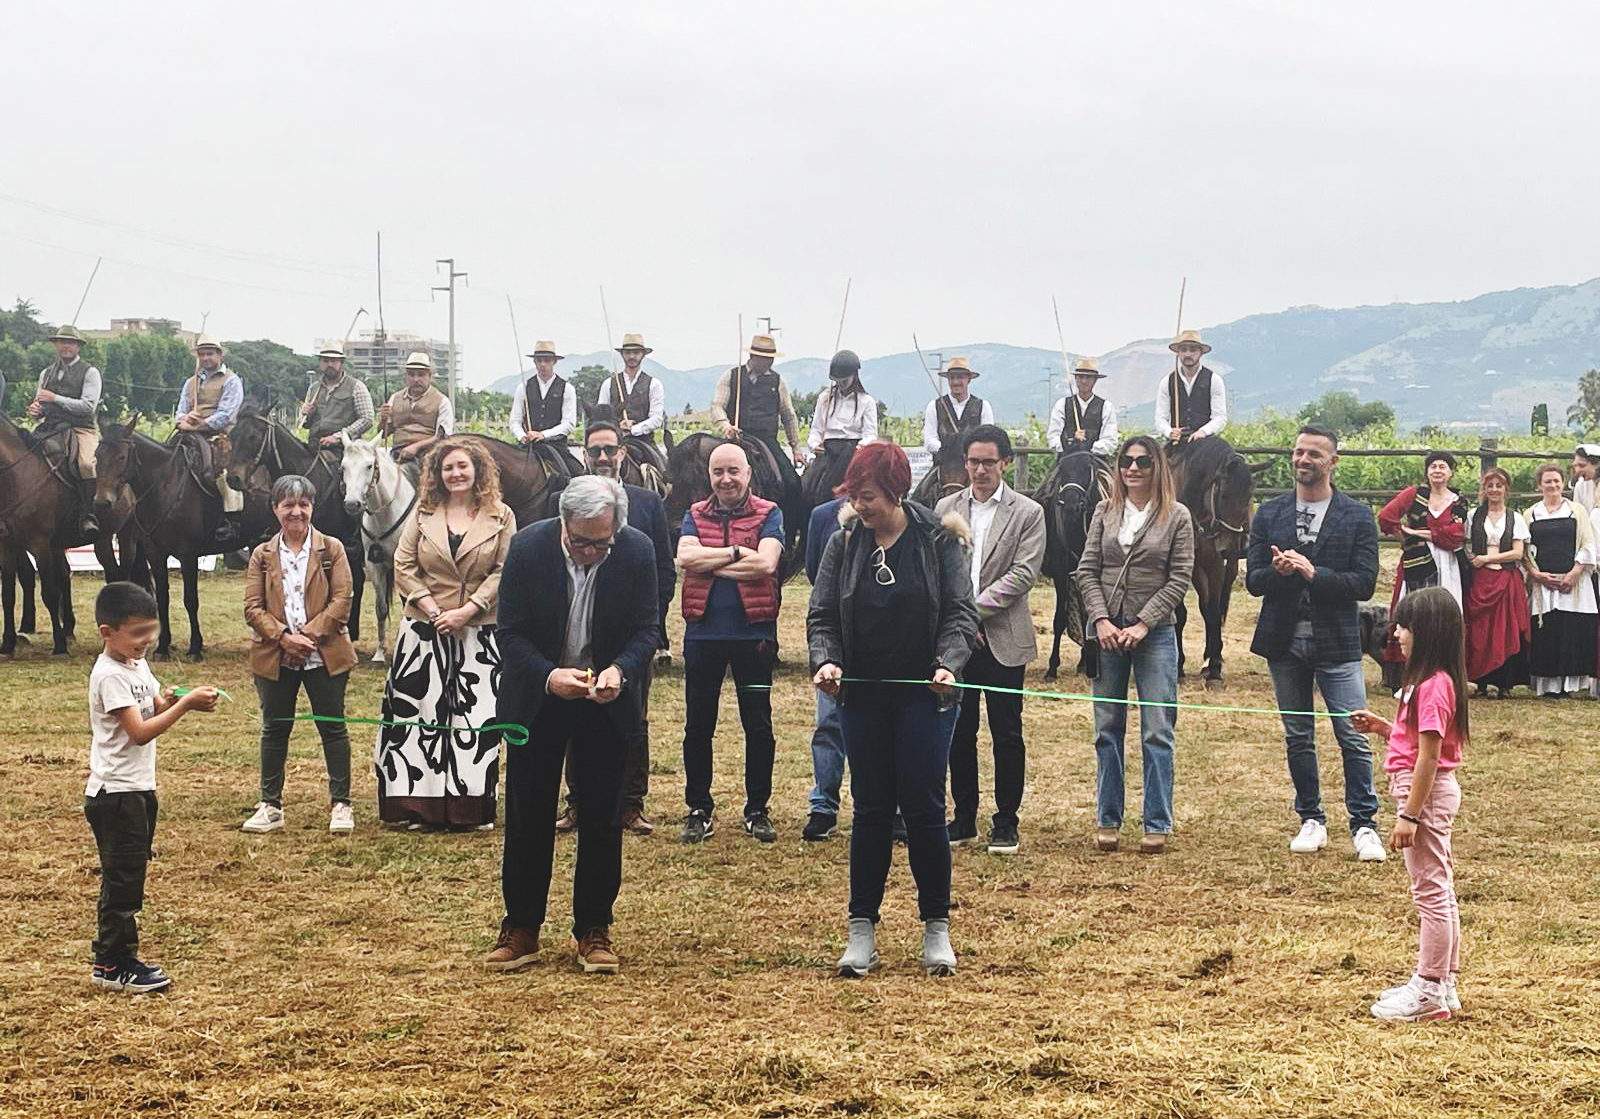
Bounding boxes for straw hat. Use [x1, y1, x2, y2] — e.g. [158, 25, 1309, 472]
[47, 326, 87, 345]
[747, 334, 782, 359]
[1073, 357, 1104, 378]
[616, 333, 653, 355]
[317, 342, 348, 361]
[194, 333, 225, 355]
[403, 352, 433, 371]
[1168, 329, 1211, 354]
[526, 342, 563, 359]
[940, 356, 979, 379]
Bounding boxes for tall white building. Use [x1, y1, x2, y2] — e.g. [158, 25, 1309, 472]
[320, 331, 460, 389]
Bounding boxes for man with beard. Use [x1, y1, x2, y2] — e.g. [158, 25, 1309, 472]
[378, 352, 454, 489]
[709, 334, 804, 515]
[1046, 357, 1119, 459]
[300, 342, 375, 454]
[1154, 330, 1227, 445]
[30, 325, 103, 534]
[596, 334, 667, 475]
[509, 342, 581, 478]
[174, 334, 247, 545]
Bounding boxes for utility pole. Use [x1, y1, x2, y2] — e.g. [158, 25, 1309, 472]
[434, 258, 468, 408]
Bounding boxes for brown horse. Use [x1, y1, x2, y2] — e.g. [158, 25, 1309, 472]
[95, 420, 275, 660]
[910, 445, 968, 506]
[1166, 437, 1271, 688]
[0, 413, 142, 656]
[454, 433, 566, 527]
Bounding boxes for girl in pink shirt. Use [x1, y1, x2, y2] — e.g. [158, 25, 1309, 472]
[1350, 587, 1468, 1022]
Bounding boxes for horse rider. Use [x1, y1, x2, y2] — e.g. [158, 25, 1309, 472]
[508, 341, 582, 478]
[173, 333, 247, 545]
[802, 349, 878, 505]
[29, 325, 103, 535]
[378, 351, 453, 489]
[1154, 329, 1228, 446]
[596, 332, 668, 475]
[1046, 357, 1119, 460]
[922, 356, 993, 463]
[300, 341, 375, 458]
[710, 333, 805, 512]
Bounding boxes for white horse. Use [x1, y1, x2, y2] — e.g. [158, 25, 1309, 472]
[340, 433, 418, 664]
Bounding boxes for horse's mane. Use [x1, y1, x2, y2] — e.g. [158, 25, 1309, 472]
[1169, 437, 1243, 505]
[101, 422, 168, 455]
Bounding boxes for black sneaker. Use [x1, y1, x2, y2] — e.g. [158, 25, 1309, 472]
[987, 821, 1020, 855]
[802, 811, 837, 841]
[947, 817, 978, 848]
[92, 957, 172, 994]
[891, 814, 908, 845]
[680, 809, 714, 844]
[744, 811, 777, 843]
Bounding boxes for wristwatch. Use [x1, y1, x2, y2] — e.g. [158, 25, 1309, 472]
[731, 545, 743, 563]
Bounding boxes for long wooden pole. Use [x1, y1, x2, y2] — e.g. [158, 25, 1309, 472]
[833, 277, 852, 352]
[1052, 295, 1080, 437]
[69, 257, 102, 327]
[733, 314, 744, 432]
[912, 334, 960, 435]
[507, 296, 531, 437]
[1171, 276, 1187, 437]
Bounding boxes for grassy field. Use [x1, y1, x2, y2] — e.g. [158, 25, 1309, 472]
[2, 557, 1598, 1119]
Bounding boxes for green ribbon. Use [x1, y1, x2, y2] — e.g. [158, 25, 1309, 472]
[284, 714, 530, 746]
[763, 677, 1353, 719]
[173, 685, 233, 702]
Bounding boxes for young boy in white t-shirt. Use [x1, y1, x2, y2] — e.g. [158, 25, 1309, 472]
[85, 582, 217, 993]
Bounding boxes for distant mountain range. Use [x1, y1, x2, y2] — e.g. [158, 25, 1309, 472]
[484, 279, 1600, 431]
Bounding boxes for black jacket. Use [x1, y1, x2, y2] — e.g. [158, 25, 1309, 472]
[806, 500, 977, 709]
[1247, 489, 1378, 665]
[496, 519, 660, 738]
[546, 476, 676, 622]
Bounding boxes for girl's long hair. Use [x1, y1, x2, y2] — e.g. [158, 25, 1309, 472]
[418, 438, 502, 514]
[1107, 435, 1175, 521]
[1393, 586, 1470, 746]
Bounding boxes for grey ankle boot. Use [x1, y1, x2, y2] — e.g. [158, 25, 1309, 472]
[836, 917, 877, 977]
[923, 918, 956, 976]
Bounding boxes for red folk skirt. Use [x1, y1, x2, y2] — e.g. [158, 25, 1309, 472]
[1464, 565, 1531, 683]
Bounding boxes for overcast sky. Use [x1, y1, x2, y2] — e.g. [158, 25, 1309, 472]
[5, 0, 1598, 387]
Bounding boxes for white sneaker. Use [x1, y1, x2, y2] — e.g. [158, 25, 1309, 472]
[1289, 819, 1328, 853]
[1382, 974, 1460, 1011]
[1353, 826, 1387, 862]
[242, 802, 284, 833]
[1372, 975, 1451, 1021]
[329, 802, 355, 833]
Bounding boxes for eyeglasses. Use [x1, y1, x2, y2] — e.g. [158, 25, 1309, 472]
[585, 446, 621, 459]
[1119, 454, 1154, 470]
[568, 533, 615, 552]
[870, 545, 896, 586]
[964, 457, 1003, 469]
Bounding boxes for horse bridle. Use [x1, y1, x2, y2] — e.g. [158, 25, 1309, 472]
[240, 416, 336, 501]
[358, 456, 419, 546]
[1195, 455, 1250, 554]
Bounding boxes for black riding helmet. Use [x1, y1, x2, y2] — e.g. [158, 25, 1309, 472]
[829, 350, 861, 381]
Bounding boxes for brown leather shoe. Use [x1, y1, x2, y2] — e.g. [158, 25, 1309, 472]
[622, 807, 654, 836]
[554, 806, 578, 834]
[576, 927, 620, 974]
[483, 923, 540, 971]
[1096, 828, 1120, 852]
[1140, 833, 1167, 855]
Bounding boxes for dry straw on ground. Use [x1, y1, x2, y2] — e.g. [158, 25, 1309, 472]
[1, 558, 1598, 1117]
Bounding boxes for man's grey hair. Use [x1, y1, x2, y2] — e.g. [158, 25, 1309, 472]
[271, 474, 317, 506]
[559, 474, 628, 526]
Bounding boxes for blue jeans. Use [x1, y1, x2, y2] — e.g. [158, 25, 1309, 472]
[1093, 622, 1178, 834]
[808, 690, 846, 815]
[840, 686, 959, 922]
[1266, 629, 1377, 834]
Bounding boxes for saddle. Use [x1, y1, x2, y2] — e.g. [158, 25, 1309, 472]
[624, 434, 667, 475]
[170, 431, 226, 497]
[738, 434, 785, 498]
[20, 426, 78, 486]
[801, 438, 857, 506]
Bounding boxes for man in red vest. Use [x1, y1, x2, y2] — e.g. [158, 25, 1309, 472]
[675, 441, 785, 844]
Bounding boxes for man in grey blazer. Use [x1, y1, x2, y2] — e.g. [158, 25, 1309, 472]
[936, 424, 1047, 854]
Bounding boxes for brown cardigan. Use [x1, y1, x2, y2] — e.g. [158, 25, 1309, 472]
[244, 529, 358, 679]
[1076, 498, 1196, 631]
[393, 499, 514, 624]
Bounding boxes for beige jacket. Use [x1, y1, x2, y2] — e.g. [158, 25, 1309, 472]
[244, 530, 358, 679]
[1076, 499, 1196, 631]
[935, 485, 1047, 667]
[394, 500, 515, 624]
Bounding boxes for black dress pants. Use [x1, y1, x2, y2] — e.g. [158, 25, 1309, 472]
[948, 642, 1027, 828]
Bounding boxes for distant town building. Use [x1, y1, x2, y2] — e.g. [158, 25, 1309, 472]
[80, 317, 200, 346]
[326, 331, 459, 387]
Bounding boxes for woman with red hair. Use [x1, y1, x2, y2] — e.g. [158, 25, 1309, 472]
[807, 440, 978, 978]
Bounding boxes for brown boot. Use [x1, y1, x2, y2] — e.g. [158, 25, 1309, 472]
[1095, 828, 1120, 853]
[554, 805, 578, 834]
[576, 927, 620, 974]
[1140, 833, 1167, 855]
[483, 923, 540, 971]
[622, 807, 654, 836]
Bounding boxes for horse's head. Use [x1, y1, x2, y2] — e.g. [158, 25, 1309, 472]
[94, 421, 139, 512]
[1051, 451, 1105, 522]
[224, 410, 270, 493]
[1197, 448, 1255, 558]
[664, 432, 715, 526]
[340, 433, 380, 517]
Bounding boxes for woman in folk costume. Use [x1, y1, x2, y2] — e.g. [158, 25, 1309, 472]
[377, 438, 515, 828]
[1524, 462, 1598, 697]
[1463, 467, 1531, 696]
[1571, 444, 1600, 512]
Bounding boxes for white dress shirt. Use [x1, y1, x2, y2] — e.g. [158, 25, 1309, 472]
[922, 395, 994, 455]
[968, 482, 1007, 592]
[278, 535, 322, 668]
[508, 374, 577, 441]
[1153, 368, 1228, 439]
[596, 370, 666, 436]
[1046, 392, 1120, 457]
[807, 385, 879, 451]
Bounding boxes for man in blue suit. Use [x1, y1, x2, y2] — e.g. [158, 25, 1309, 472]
[546, 421, 675, 836]
[1247, 424, 1384, 863]
[485, 475, 659, 975]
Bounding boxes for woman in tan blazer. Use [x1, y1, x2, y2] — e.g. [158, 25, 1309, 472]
[377, 438, 515, 829]
[241, 474, 359, 835]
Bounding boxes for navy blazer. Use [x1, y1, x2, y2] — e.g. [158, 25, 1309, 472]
[1246, 489, 1378, 664]
[546, 476, 676, 620]
[496, 519, 660, 738]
